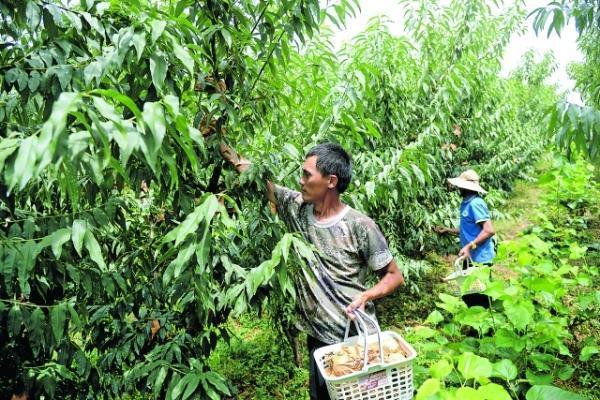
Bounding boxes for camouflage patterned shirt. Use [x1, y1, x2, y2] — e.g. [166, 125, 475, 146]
[274, 185, 393, 344]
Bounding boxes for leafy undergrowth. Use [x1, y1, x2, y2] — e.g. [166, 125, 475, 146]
[208, 314, 309, 400]
[410, 156, 600, 400]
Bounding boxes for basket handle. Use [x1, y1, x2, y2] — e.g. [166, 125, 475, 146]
[345, 309, 384, 370]
[454, 255, 476, 272]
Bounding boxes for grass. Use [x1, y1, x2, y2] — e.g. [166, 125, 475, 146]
[208, 314, 309, 400]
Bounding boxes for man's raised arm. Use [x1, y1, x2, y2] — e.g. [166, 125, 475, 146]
[219, 143, 276, 204]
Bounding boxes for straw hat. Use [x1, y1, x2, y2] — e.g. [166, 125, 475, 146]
[447, 169, 487, 194]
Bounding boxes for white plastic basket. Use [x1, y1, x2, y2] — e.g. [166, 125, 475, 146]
[314, 311, 417, 400]
[443, 256, 488, 296]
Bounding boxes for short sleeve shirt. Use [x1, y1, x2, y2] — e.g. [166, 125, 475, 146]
[274, 185, 393, 344]
[460, 195, 495, 263]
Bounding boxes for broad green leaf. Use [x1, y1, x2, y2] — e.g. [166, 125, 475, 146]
[456, 387, 478, 400]
[143, 102, 166, 153]
[67, 302, 82, 329]
[51, 228, 71, 259]
[93, 96, 121, 121]
[478, 383, 511, 400]
[71, 219, 87, 257]
[204, 371, 230, 395]
[425, 310, 444, 325]
[557, 365, 575, 381]
[17, 241, 38, 296]
[415, 378, 440, 400]
[8, 305, 22, 336]
[171, 38, 194, 74]
[132, 32, 146, 61]
[166, 241, 196, 283]
[181, 374, 201, 400]
[153, 366, 168, 397]
[93, 89, 143, 123]
[171, 374, 191, 399]
[150, 19, 166, 44]
[84, 230, 106, 270]
[84, 61, 103, 85]
[525, 385, 585, 400]
[28, 307, 46, 351]
[504, 301, 532, 330]
[491, 359, 518, 381]
[457, 352, 492, 380]
[526, 370, 554, 385]
[11, 136, 36, 191]
[0, 138, 18, 173]
[150, 52, 167, 93]
[430, 359, 453, 379]
[220, 28, 232, 47]
[495, 328, 526, 352]
[579, 345, 598, 361]
[50, 303, 67, 343]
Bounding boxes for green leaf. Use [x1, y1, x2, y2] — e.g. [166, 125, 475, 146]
[93, 89, 143, 123]
[415, 378, 440, 400]
[132, 32, 146, 61]
[495, 328, 525, 352]
[11, 136, 36, 191]
[457, 352, 492, 380]
[28, 307, 46, 353]
[491, 359, 518, 381]
[170, 374, 189, 399]
[557, 365, 575, 381]
[153, 366, 168, 397]
[8, 305, 22, 336]
[579, 345, 598, 361]
[18, 241, 38, 297]
[430, 359, 453, 379]
[0, 138, 18, 173]
[84, 230, 106, 270]
[84, 61, 103, 85]
[504, 301, 532, 330]
[525, 385, 585, 400]
[93, 96, 121, 121]
[150, 19, 166, 44]
[203, 371, 230, 396]
[456, 387, 479, 400]
[67, 302, 82, 329]
[165, 241, 196, 284]
[71, 219, 87, 257]
[28, 71, 41, 92]
[181, 375, 201, 400]
[51, 228, 71, 259]
[478, 383, 511, 400]
[143, 102, 166, 154]
[150, 52, 167, 93]
[425, 310, 444, 325]
[220, 28, 232, 47]
[50, 303, 67, 343]
[171, 38, 194, 75]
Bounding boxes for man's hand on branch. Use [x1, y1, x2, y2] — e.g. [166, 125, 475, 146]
[219, 142, 251, 173]
[434, 226, 459, 235]
[433, 226, 448, 234]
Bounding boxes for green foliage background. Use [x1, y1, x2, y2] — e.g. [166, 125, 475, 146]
[0, 0, 594, 399]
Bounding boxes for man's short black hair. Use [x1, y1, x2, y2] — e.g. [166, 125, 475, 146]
[306, 143, 352, 193]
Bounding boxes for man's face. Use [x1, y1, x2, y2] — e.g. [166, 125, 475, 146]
[299, 156, 334, 203]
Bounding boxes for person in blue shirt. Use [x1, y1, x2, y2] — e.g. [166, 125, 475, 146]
[436, 169, 496, 307]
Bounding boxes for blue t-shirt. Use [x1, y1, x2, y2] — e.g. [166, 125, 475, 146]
[460, 195, 495, 263]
